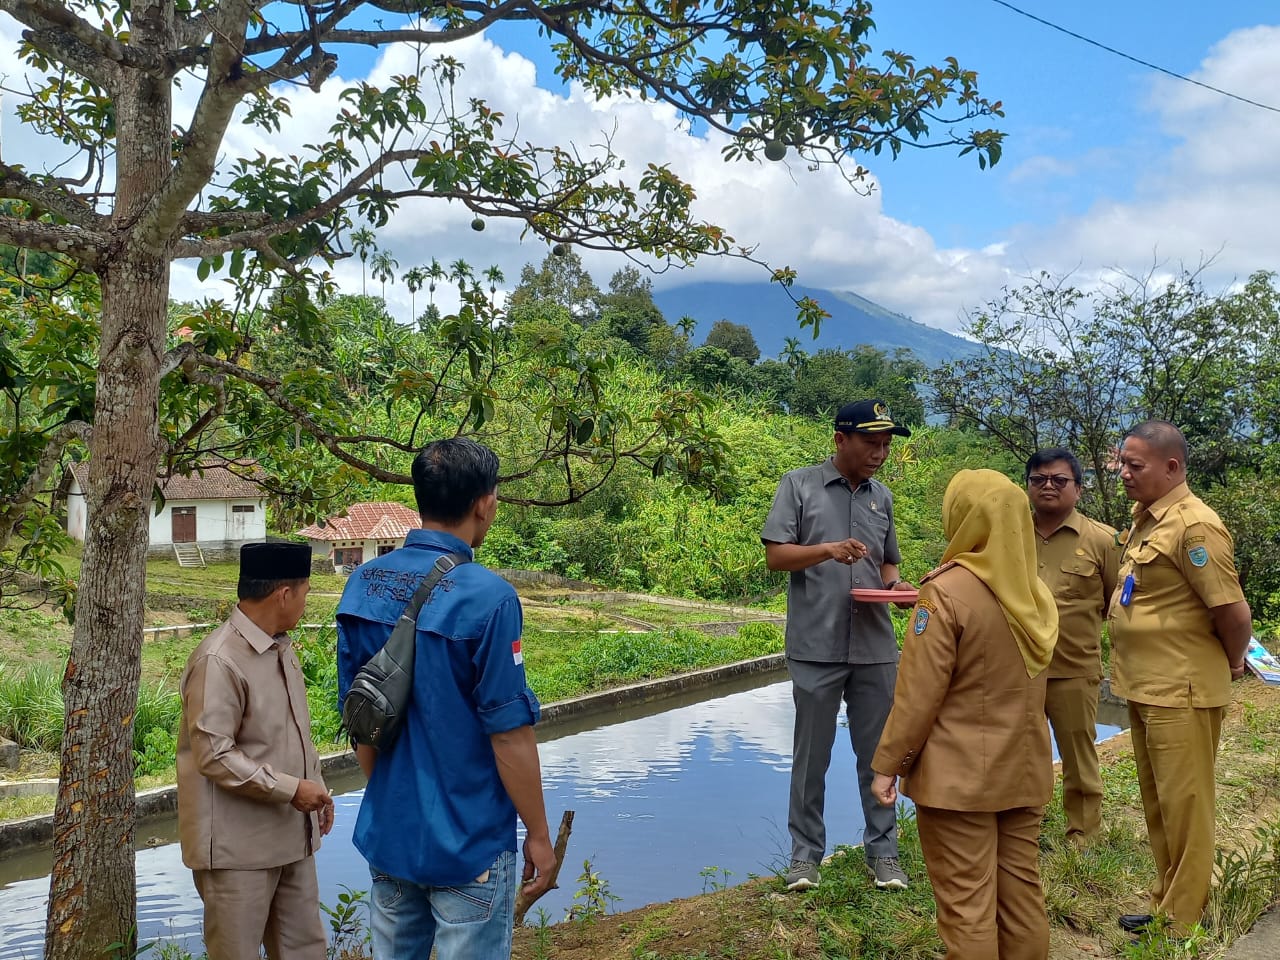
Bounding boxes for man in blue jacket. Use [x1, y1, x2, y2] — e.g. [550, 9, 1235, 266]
[337, 438, 553, 958]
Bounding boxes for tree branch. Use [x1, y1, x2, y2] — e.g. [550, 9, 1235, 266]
[0, 215, 103, 264]
[176, 209, 275, 234]
[137, 1, 257, 247]
[1, 0, 161, 79]
[0, 420, 92, 554]
[16, 25, 118, 89]
[195, 353, 416, 484]
[514, 810, 575, 926]
[0, 163, 108, 230]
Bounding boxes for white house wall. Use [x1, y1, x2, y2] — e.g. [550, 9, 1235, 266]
[160, 501, 265, 558]
[65, 477, 266, 558]
[320, 537, 407, 573]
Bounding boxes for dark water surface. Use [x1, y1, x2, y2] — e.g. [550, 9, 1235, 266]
[0, 673, 1126, 957]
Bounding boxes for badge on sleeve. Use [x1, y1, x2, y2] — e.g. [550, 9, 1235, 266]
[913, 607, 930, 635]
[1188, 545, 1209, 567]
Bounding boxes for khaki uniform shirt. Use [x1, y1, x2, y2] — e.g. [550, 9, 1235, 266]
[872, 564, 1052, 811]
[1108, 483, 1245, 709]
[177, 606, 325, 871]
[1035, 509, 1120, 679]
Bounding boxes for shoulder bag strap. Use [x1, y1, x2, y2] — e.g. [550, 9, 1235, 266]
[398, 550, 470, 627]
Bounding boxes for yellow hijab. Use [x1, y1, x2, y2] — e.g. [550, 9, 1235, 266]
[941, 469, 1059, 677]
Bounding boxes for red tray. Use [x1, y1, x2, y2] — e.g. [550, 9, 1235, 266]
[850, 588, 919, 604]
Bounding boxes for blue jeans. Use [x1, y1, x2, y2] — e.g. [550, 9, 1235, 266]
[369, 850, 516, 960]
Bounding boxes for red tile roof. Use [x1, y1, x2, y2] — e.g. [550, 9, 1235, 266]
[67, 461, 265, 501]
[296, 502, 421, 542]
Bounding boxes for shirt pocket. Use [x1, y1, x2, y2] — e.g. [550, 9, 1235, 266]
[1058, 555, 1099, 601]
[855, 506, 892, 557]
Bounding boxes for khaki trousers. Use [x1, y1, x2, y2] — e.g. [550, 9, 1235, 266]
[916, 805, 1049, 960]
[193, 856, 327, 960]
[1045, 676, 1103, 842]
[1128, 701, 1223, 937]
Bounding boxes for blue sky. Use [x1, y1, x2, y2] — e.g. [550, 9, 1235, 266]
[3, 2, 1279, 334]
[865, 1, 1280, 248]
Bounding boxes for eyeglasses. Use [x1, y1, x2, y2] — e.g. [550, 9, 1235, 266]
[1028, 474, 1075, 490]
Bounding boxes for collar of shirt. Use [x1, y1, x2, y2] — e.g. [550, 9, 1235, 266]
[820, 458, 871, 491]
[229, 604, 285, 655]
[1131, 481, 1192, 526]
[403, 527, 477, 558]
[1038, 508, 1084, 538]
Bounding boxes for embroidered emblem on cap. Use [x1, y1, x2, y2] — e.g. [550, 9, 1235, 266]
[914, 607, 930, 635]
[1188, 545, 1209, 567]
[874, 401, 889, 419]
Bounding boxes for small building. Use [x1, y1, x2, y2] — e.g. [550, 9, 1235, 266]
[62, 461, 267, 561]
[296, 502, 421, 574]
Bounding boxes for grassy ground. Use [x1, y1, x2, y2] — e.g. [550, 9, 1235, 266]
[0, 560, 789, 818]
[0, 558, 782, 682]
[511, 680, 1280, 960]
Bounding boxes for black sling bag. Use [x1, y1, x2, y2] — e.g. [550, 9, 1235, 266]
[341, 551, 469, 752]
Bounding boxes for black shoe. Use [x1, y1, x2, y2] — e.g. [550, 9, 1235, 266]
[1119, 914, 1154, 933]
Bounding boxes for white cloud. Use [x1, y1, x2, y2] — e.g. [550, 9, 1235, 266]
[1006, 154, 1078, 184]
[1012, 25, 1280, 299]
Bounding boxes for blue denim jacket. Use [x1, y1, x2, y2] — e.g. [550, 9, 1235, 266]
[336, 529, 540, 885]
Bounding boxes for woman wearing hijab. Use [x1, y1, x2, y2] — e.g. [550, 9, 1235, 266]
[871, 469, 1059, 960]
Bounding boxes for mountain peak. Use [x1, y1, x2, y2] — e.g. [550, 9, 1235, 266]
[653, 281, 977, 367]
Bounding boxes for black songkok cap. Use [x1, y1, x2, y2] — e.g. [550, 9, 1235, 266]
[239, 542, 312, 580]
[834, 398, 911, 437]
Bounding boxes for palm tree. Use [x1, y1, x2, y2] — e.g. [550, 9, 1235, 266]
[404, 265, 426, 322]
[351, 227, 376, 296]
[676, 315, 697, 341]
[426, 258, 445, 305]
[781, 336, 807, 371]
[371, 249, 399, 303]
[482, 265, 505, 306]
[449, 258, 473, 296]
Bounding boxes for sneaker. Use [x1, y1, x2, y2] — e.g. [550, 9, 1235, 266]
[867, 856, 909, 890]
[784, 859, 820, 891]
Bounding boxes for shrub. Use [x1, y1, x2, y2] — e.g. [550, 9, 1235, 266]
[0, 660, 64, 750]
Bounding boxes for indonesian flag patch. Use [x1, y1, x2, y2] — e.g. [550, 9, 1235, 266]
[512, 639, 523, 665]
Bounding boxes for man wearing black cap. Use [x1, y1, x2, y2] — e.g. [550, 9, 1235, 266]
[177, 542, 334, 960]
[762, 398, 916, 893]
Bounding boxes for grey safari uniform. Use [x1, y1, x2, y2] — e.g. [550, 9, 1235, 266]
[762, 459, 902, 865]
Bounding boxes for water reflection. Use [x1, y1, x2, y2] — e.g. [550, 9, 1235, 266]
[0, 675, 1125, 956]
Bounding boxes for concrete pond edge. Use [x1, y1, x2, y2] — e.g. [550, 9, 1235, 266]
[0, 652, 786, 857]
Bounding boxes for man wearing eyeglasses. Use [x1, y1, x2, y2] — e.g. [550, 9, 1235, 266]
[1025, 449, 1119, 847]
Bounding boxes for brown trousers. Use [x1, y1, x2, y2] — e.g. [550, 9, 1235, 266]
[916, 805, 1049, 960]
[1045, 676, 1103, 842]
[1129, 701, 1223, 936]
[193, 856, 327, 960]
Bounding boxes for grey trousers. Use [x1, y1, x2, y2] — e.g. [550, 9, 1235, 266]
[787, 657, 898, 865]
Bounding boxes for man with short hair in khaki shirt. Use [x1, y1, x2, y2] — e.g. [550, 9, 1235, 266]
[178, 542, 334, 960]
[1026, 448, 1118, 845]
[1110, 421, 1252, 939]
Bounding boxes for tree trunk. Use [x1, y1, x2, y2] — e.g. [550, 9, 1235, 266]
[44, 5, 173, 956]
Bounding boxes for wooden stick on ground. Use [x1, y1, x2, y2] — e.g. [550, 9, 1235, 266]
[514, 809, 575, 926]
